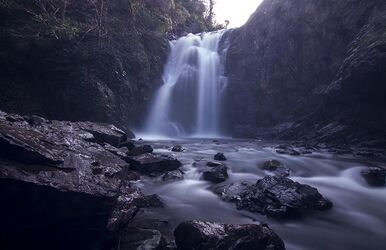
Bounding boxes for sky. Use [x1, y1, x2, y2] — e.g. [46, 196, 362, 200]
[214, 0, 263, 28]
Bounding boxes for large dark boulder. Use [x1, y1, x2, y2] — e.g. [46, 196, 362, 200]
[214, 152, 227, 161]
[128, 144, 154, 156]
[218, 176, 332, 219]
[0, 111, 143, 249]
[128, 153, 182, 176]
[174, 220, 285, 250]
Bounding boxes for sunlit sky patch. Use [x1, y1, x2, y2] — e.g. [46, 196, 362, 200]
[214, 0, 263, 28]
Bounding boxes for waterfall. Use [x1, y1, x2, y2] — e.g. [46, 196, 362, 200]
[144, 30, 228, 138]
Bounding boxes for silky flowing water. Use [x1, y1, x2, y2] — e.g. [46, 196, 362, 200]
[134, 139, 386, 250]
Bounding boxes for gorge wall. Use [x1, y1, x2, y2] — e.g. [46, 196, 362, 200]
[225, 0, 386, 146]
[0, 0, 210, 134]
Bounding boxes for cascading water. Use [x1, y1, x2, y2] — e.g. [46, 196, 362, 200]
[144, 30, 228, 138]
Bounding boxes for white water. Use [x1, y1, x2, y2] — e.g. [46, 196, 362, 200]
[144, 30, 228, 138]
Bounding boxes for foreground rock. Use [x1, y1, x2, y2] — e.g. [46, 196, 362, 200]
[128, 144, 154, 156]
[261, 160, 290, 177]
[0, 111, 142, 249]
[128, 153, 182, 176]
[203, 162, 229, 183]
[174, 220, 285, 250]
[361, 167, 386, 186]
[218, 176, 332, 219]
[162, 169, 184, 182]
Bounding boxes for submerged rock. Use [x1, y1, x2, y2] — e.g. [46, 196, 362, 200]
[162, 169, 184, 182]
[218, 176, 332, 219]
[214, 152, 227, 161]
[171, 145, 184, 152]
[361, 167, 386, 186]
[0, 111, 142, 249]
[261, 160, 290, 177]
[128, 153, 182, 176]
[203, 162, 229, 183]
[174, 220, 285, 250]
[275, 146, 301, 156]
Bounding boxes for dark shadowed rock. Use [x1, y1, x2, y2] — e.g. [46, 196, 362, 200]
[129, 145, 154, 156]
[174, 220, 285, 250]
[203, 162, 229, 183]
[361, 167, 386, 186]
[162, 169, 184, 182]
[275, 146, 300, 156]
[214, 152, 227, 161]
[219, 176, 332, 219]
[128, 153, 182, 176]
[171, 145, 184, 152]
[119, 227, 166, 250]
[137, 194, 165, 208]
[0, 111, 143, 249]
[261, 160, 290, 177]
[119, 140, 136, 151]
[77, 122, 127, 147]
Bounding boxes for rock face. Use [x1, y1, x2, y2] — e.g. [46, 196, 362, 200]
[128, 153, 182, 176]
[0, 0, 211, 132]
[361, 167, 386, 186]
[162, 169, 184, 182]
[224, 0, 386, 145]
[218, 176, 332, 219]
[0, 111, 143, 249]
[174, 220, 285, 250]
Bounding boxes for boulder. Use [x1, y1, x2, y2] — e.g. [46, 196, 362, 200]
[261, 160, 290, 177]
[214, 152, 227, 161]
[77, 121, 127, 147]
[162, 169, 184, 182]
[128, 153, 182, 176]
[129, 145, 154, 156]
[218, 176, 332, 219]
[203, 162, 229, 183]
[171, 145, 184, 152]
[174, 220, 285, 250]
[0, 111, 142, 249]
[361, 167, 386, 186]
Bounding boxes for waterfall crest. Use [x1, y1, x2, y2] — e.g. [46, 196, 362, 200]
[144, 30, 228, 138]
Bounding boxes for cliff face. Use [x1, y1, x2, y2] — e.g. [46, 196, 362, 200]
[0, 0, 209, 134]
[225, 0, 386, 145]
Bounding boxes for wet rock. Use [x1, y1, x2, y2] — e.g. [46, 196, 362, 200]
[129, 145, 154, 156]
[77, 121, 127, 147]
[361, 167, 386, 186]
[128, 153, 182, 176]
[171, 145, 184, 152]
[120, 227, 166, 250]
[261, 160, 290, 177]
[275, 146, 300, 156]
[162, 169, 184, 182]
[137, 194, 165, 208]
[214, 152, 227, 161]
[219, 176, 332, 219]
[119, 140, 136, 151]
[203, 162, 229, 183]
[0, 111, 143, 248]
[174, 220, 285, 250]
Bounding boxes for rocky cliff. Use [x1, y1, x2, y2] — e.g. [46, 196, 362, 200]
[0, 0, 210, 134]
[225, 0, 386, 146]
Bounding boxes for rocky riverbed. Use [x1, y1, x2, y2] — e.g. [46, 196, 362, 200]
[1, 111, 386, 249]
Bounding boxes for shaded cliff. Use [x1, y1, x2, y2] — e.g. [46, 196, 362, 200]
[0, 0, 210, 134]
[225, 0, 386, 145]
